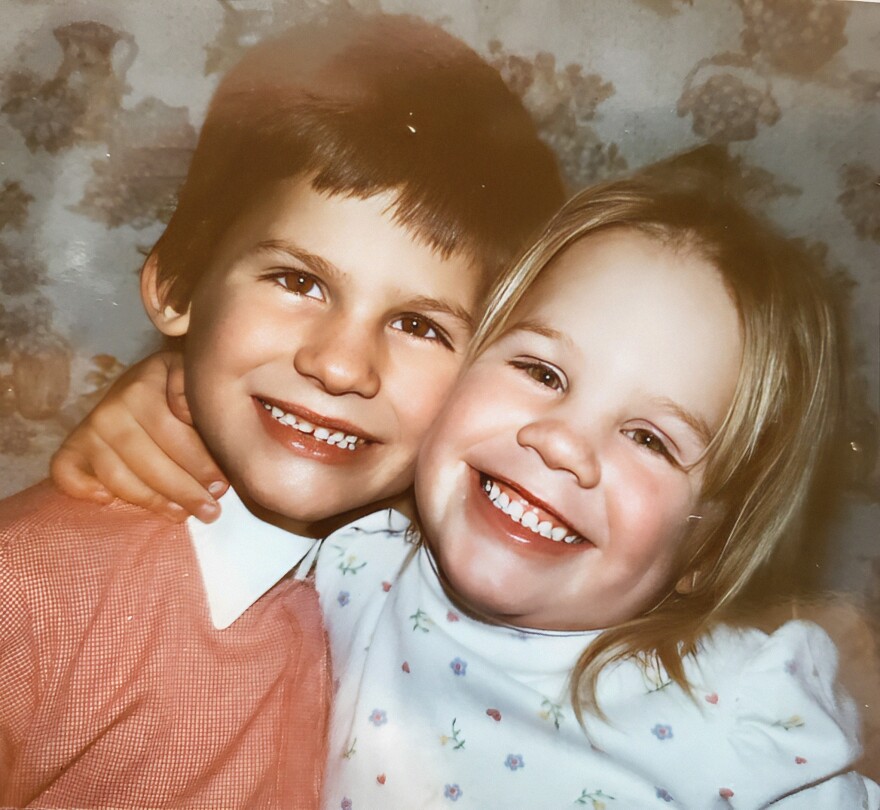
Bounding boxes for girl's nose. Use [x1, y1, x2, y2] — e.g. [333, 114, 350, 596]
[517, 417, 601, 488]
[293, 316, 382, 398]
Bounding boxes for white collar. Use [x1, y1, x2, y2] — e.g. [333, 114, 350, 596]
[188, 488, 316, 629]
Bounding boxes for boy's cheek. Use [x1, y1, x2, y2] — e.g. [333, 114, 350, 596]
[394, 358, 464, 441]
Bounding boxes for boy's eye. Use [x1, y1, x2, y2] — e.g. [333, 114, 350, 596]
[390, 315, 451, 348]
[624, 428, 676, 464]
[510, 359, 566, 392]
[274, 271, 324, 300]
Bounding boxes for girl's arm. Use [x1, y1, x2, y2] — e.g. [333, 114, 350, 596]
[50, 352, 227, 523]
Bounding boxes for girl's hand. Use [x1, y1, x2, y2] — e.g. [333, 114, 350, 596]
[50, 351, 228, 523]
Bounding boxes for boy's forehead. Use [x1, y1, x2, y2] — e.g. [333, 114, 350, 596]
[207, 175, 483, 313]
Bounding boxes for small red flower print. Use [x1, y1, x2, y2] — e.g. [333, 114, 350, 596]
[382, 581, 392, 592]
[447, 610, 460, 622]
[401, 661, 411, 673]
[719, 788, 734, 799]
[377, 774, 386, 785]
[795, 756, 807, 764]
[705, 692, 719, 705]
[449, 657, 468, 676]
[651, 723, 673, 740]
[486, 708, 501, 721]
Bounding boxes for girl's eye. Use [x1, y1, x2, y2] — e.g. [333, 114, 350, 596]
[510, 360, 566, 392]
[274, 271, 324, 300]
[625, 428, 676, 464]
[390, 315, 452, 348]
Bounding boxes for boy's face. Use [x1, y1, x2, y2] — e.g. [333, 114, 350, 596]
[153, 176, 480, 535]
[415, 229, 742, 631]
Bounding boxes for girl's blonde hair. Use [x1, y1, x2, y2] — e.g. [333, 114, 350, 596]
[470, 165, 841, 720]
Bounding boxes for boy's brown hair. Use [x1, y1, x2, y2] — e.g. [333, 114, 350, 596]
[153, 13, 565, 308]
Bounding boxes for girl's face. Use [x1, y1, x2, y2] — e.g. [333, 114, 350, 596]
[415, 228, 743, 631]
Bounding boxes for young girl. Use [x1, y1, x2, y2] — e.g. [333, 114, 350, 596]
[53, 173, 877, 807]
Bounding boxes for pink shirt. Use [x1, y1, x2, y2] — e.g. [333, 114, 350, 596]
[0, 482, 330, 808]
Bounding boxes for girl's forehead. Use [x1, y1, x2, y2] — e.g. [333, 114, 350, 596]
[507, 229, 741, 413]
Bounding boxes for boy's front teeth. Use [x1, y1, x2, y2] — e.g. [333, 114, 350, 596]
[482, 475, 582, 544]
[262, 400, 361, 450]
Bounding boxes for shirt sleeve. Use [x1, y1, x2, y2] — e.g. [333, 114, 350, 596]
[708, 620, 868, 807]
[0, 540, 40, 802]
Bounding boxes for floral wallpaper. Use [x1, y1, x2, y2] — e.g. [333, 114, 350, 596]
[0, 1, 877, 600]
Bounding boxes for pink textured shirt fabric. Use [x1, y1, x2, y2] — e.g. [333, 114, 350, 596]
[0, 482, 331, 809]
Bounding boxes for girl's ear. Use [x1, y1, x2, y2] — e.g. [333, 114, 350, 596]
[141, 252, 190, 337]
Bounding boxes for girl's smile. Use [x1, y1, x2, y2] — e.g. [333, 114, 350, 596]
[415, 227, 743, 631]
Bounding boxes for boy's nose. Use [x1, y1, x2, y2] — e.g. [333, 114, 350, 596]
[516, 417, 601, 489]
[293, 319, 381, 398]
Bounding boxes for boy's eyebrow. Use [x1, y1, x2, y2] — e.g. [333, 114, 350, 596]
[253, 240, 473, 328]
[405, 296, 475, 329]
[252, 239, 345, 281]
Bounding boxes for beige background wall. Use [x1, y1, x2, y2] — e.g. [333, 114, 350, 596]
[0, 0, 877, 610]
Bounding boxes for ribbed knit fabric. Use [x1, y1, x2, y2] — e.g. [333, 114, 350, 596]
[0, 482, 330, 809]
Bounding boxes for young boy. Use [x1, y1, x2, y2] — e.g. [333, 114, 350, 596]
[0, 14, 564, 808]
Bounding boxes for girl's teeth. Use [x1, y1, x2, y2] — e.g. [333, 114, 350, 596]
[271, 406, 284, 419]
[314, 427, 330, 441]
[298, 421, 314, 434]
[481, 475, 582, 545]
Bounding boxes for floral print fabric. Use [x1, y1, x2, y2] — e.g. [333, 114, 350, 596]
[312, 512, 878, 808]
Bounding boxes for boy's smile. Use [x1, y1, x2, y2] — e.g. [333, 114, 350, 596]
[416, 229, 743, 631]
[153, 175, 480, 536]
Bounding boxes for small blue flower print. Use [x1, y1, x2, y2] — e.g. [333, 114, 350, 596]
[785, 659, 798, 675]
[337, 591, 350, 607]
[656, 787, 674, 802]
[651, 723, 673, 740]
[504, 753, 525, 771]
[449, 657, 468, 676]
[341, 799, 352, 810]
[368, 709, 387, 726]
[444, 784, 462, 801]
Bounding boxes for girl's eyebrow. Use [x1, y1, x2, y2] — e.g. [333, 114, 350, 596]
[252, 239, 345, 281]
[507, 319, 563, 340]
[508, 319, 713, 445]
[650, 396, 713, 446]
[504, 319, 578, 351]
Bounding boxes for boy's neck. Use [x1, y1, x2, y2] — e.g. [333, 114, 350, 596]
[237, 489, 416, 540]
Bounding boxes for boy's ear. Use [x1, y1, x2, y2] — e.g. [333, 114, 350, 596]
[141, 252, 190, 337]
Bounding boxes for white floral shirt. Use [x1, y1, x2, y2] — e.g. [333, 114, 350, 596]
[311, 511, 878, 809]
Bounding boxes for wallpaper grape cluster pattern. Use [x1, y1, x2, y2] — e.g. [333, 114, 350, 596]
[0, 2, 877, 602]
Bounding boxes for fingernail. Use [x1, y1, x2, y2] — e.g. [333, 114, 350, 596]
[207, 480, 227, 497]
[194, 500, 221, 523]
[94, 488, 113, 504]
